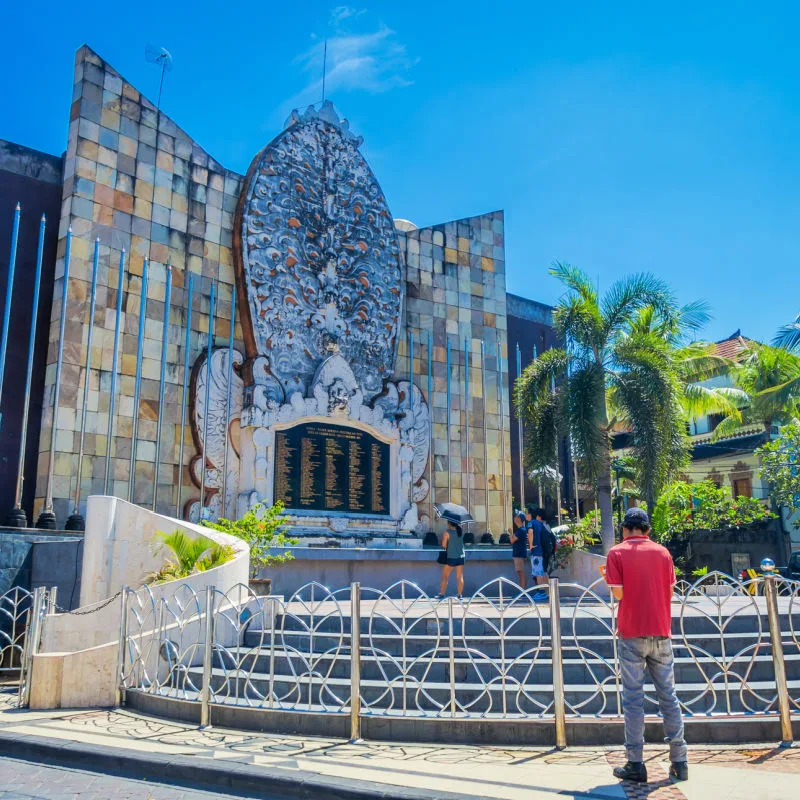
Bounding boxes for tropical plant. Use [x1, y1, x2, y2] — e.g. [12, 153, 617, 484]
[757, 422, 800, 527]
[650, 479, 775, 544]
[713, 344, 800, 439]
[774, 311, 800, 352]
[203, 501, 296, 579]
[550, 510, 602, 570]
[515, 263, 720, 552]
[149, 530, 235, 583]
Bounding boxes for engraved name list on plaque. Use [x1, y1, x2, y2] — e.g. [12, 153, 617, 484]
[274, 422, 391, 516]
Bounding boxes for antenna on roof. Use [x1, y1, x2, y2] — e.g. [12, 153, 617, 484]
[145, 44, 173, 112]
[322, 39, 328, 103]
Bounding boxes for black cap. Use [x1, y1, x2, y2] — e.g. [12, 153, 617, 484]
[622, 507, 650, 529]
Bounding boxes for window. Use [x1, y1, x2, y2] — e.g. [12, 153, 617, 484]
[732, 476, 752, 498]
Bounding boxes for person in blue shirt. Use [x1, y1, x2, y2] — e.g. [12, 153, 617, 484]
[526, 504, 547, 595]
[511, 511, 531, 588]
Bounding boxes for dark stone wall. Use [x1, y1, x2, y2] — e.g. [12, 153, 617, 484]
[684, 520, 788, 574]
[0, 530, 82, 610]
[0, 142, 63, 524]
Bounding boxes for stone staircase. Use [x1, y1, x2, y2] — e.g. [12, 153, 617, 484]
[181, 599, 800, 718]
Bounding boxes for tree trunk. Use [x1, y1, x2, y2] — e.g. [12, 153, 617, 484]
[597, 445, 616, 554]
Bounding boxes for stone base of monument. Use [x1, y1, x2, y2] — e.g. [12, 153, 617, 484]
[281, 513, 424, 549]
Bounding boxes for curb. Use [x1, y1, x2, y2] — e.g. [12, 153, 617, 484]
[0, 730, 486, 800]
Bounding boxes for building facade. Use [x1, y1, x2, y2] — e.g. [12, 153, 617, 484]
[0, 45, 559, 539]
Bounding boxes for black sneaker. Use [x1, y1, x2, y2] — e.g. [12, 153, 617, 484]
[612, 761, 648, 783]
[669, 761, 689, 782]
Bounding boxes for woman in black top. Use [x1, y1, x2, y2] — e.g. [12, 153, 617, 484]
[511, 511, 532, 588]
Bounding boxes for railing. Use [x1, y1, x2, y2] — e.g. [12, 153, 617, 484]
[119, 571, 799, 746]
[0, 585, 52, 707]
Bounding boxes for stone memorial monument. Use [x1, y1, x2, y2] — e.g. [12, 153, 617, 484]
[188, 103, 431, 541]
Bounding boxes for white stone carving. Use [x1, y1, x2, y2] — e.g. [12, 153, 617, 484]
[187, 347, 244, 522]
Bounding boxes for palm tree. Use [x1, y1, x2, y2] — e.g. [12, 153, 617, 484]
[774, 312, 800, 352]
[515, 264, 721, 553]
[713, 343, 800, 439]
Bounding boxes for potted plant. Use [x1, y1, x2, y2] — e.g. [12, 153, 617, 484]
[203, 501, 297, 595]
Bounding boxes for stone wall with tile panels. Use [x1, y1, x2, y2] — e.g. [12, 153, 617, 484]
[396, 212, 512, 535]
[35, 45, 245, 524]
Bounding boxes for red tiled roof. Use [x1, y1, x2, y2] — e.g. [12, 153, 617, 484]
[713, 330, 756, 362]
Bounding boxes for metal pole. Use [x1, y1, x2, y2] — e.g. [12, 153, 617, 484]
[200, 282, 216, 516]
[464, 338, 471, 512]
[573, 450, 580, 522]
[39, 228, 73, 527]
[551, 372, 562, 525]
[0, 203, 21, 432]
[349, 582, 362, 742]
[176, 273, 194, 518]
[480, 339, 489, 535]
[764, 573, 794, 746]
[534, 345, 542, 508]
[9, 214, 46, 526]
[115, 588, 129, 707]
[448, 597, 456, 717]
[152, 265, 172, 512]
[221, 286, 236, 519]
[427, 330, 433, 524]
[446, 337, 452, 497]
[497, 341, 508, 535]
[200, 585, 215, 728]
[408, 332, 415, 507]
[70, 238, 100, 527]
[515, 343, 524, 510]
[128, 258, 149, 502]
[549, 577, 567, 749]
[104, 249, 126, 496]
[19, 586, 45, 708]
[46, 587, 58, 616]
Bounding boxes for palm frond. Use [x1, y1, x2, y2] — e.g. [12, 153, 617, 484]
[683, 385, 747, 420]
[601, 272, 676, 338]
[774, 314, 800, 352]
[549, 261, 598, 305]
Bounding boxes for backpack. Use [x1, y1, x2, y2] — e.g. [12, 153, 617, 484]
[538, 520, 557, 559]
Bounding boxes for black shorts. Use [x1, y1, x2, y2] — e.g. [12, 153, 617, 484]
[446, 557, 465, 567]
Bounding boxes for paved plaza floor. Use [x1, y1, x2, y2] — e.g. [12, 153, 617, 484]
[1, 686, 798, 799]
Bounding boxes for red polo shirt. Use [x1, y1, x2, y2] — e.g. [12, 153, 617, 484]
[605, 535, 675, 638]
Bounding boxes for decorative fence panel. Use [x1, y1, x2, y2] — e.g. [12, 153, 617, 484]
[120, 572, 800, 743]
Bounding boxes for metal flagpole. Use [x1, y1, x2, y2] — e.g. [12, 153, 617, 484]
[496, 340, 508, 536]
[0, 203, 21, 432]
[221, 284, 235, 519]
[551, 371, 562, 525]
[176, 273, 193, 518]
[446, 337, 452, 497]
[464, 338, 471, 513]
[128, 258, 149, 502]
[515, 343, 524, 511]
[67, 238, 100, 531]
[104, 249, 126, 495]
[427, 330, 433, 524]
[37, 227, 73, 529]
[480, 339, 489, 535]
[199, 281, 216, 517]
[533, 346, 543, 507]
[6, 214, 46, 527]
[152, 264, 172, 512]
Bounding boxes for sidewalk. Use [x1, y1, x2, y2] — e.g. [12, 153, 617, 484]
[1, 687, 798, 799]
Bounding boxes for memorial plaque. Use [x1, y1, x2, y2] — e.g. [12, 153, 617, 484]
[273, 422, 391, 515]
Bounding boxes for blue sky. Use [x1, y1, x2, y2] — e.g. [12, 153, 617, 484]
[3, 1, 798, 344]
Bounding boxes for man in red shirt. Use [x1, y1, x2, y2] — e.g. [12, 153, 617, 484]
[601, 508, 688, 785]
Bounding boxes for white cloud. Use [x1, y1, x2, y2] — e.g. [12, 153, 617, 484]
[285, 8, 416, 111]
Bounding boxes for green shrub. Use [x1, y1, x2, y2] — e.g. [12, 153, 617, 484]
[202, 501, 297, 579]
